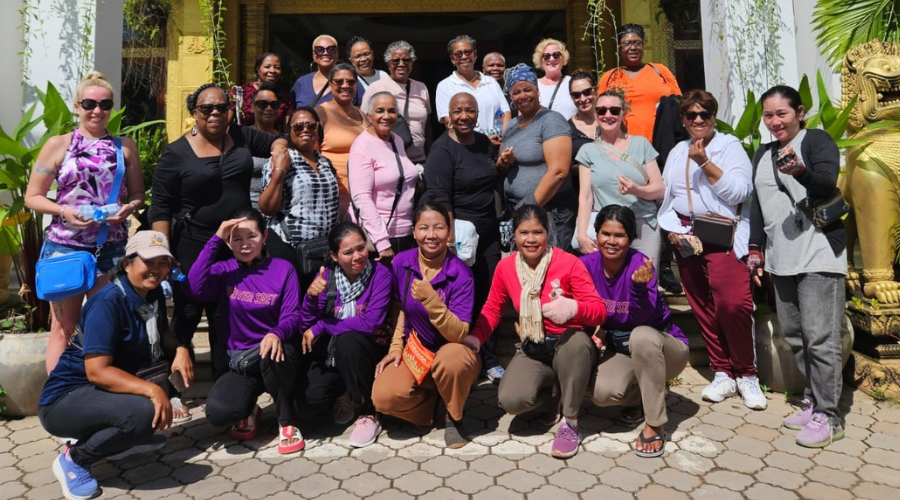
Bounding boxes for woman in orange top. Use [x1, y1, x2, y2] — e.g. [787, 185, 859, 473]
[316, 63, 368, 220]
[597, 24, 681, 142]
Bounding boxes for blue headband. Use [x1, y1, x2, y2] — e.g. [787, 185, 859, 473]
[505, 64, 538, 93]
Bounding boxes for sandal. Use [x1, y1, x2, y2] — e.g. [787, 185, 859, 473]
[277, 425, 305, 454]
[171, 397, 193, 424]
[229, 405, 262, 440]
[615, 406, 644, 427]
[634, 427, 667, 458]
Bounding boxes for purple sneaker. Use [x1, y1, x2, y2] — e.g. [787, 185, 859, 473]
[796, 412, 845, 448]
[550, 422, 580, 459]
[783, 398, 814, 430]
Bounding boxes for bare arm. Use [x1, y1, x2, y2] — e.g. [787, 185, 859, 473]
[24, 134, 92, 225]
[533, 135, 572, 206]
[258, 139, 290, 215]
[576, 164, 598, 253]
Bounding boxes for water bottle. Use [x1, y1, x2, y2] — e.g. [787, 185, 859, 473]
[493, 110, 504, 137]
[161, 280, 173, 300]
[76, 204, 119, 222]
[169, 267, 186, 282]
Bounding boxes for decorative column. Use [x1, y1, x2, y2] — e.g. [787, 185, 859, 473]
[241, 1, 268, 82]
[166, 0, 214, 142]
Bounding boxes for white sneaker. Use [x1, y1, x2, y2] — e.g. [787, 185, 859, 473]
[736, 375, 768, 410]
[701, 372, 737, 403]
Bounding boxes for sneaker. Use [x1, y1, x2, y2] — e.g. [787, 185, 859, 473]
[348, 414, 382, 448]
[659, 265, 683, 294]
[333, 392, 355, 426]
[796, 412, 845, 448]
[53, 446, 99, 500]
[736, 375, 768, 410]
[701, 372, 737, 403]
[783, 398, 814, 430]
[551, 421, 580, 459]
[106, 433, 166, 461]
[485, 365, 505, 385]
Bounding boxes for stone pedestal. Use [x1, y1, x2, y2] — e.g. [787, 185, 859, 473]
[845, 300, 900, 398]
[0, 332, 49, 416]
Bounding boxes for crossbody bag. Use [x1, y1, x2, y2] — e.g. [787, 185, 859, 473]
[393, 80, 414, 149]
[350, 138, 406, 253]
[685, 154, 742, 249]
[769, 147, 849, 230]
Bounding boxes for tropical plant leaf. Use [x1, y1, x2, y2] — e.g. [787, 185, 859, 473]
[715, 119, 735, 135]
[814, 0, 900, 69]
[798, 74, 814, 112]
[816, 72, 838, 127]
[120, 119, 166, 136]
[827, 94, 859, 140]
[734, 91, 760, 139]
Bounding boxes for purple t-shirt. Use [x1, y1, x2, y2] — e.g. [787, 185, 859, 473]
[186, 235, 301, 350]
[581, 249, 687, 345]
[298, 263, 392, 337]
[392, 248, 474, 352]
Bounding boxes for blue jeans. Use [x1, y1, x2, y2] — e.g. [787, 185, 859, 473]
[41, 239, 126, 275]
[772, 273, 845, 425]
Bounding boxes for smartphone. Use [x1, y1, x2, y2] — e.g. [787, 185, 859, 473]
[168, 370, 187, 392]
[677, 237, 700, 258]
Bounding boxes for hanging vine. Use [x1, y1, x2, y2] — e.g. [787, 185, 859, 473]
[583, 0, 618, 75]
[198, 0, 232, 88]
[711, 0, 784, 97]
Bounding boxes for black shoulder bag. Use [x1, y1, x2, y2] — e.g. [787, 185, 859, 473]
[770, 146, 849, 230]
[349, 139, 406, 253]
[392, 80, 414, 149]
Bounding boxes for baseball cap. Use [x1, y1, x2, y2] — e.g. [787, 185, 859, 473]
[126, 231, 174, 260]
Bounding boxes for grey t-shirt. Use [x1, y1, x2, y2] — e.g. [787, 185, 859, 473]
[755, 129, 846, 276]
[501, 108, 573, 208]
[576, 135, 659, 228]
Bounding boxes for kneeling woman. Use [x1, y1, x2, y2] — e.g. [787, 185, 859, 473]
[581, 205, 688, 458]
[298, 222, 393, 448]
[372, 202, 480, 448]
[39, 231, 189, 500]
[186, 208, 304, 454]
[464, 205, 606, 459]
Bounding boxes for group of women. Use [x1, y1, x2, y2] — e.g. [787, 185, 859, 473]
[31, 23, 848, 500]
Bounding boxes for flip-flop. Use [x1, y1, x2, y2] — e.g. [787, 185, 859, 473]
[229, 405, 262, 440]
[277, 425, 305, 454]
[171, 397, 193, 424]
[634, 429, 667, 458]
[615, 406, 645, 427]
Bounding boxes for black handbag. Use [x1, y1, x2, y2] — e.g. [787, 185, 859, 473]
[770, 148, 849, 230]
[521, 335, 560, 363]
[296, 237, 330, 275]
[606, 330, 632, 355]
[135, 359, 171, 390]
[392, 80, 414, 149]
[685, 154, 741, 248]
[228, 345, 262, 376]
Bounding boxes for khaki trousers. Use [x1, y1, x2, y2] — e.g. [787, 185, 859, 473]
[592, 326, 689, 427]
[372, 343, 481, 426]
[498, 329, 597, 419]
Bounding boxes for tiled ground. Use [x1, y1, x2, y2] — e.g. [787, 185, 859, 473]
[2, 367, 898, 500]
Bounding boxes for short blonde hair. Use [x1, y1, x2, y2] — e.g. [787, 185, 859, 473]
[312, 34, 338, 50]
[532, 38, 570, 69]
[75, 71, 113, 101]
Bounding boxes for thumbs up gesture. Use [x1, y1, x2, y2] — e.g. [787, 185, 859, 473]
[411, 277, 436, 303]
[306, 266, 328, 297]
[541, 292, 578, 325]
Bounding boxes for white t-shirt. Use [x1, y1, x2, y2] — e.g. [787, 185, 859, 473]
[539, 75, 578, 120]
[435, 72, 510, 134]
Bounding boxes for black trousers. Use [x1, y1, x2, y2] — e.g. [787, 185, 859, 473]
[473, 229, 502, 370]
[298, 331, 388, 416]
[39, 385, 155, 467]
[206, 343, 299, 427]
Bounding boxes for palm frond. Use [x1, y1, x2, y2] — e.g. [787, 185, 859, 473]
[814, 0, 900, 69]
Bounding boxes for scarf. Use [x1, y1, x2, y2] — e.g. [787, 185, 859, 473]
[516, 247, 554, 342]
[114, 278, 163, 361]
[334, 261, 373, 319]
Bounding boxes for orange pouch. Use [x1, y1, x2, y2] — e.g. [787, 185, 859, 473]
[402, 331, 436, 385]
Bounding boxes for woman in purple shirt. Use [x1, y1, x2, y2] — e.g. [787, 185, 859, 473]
[186, 207, 304, 455]
[581, 205, 688, 459]
[371, 202, 480, 449]
[297, 222, 392, 448]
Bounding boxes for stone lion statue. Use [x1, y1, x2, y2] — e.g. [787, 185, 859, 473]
[841, 39, 900, 303]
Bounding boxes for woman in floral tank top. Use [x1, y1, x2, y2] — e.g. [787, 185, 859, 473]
[25, 71, 145, 374]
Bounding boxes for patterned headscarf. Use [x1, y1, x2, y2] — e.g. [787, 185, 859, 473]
[505, 64, 538, 94]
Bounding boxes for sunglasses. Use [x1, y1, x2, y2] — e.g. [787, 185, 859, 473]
[390, 57, 413, 65]
[684, 111, 713, 121]
[542, 52, 563, 61]
[79, 99, 114, 111]
[570, 88, 594, 99]
[452, 49, 475, 59]
[331, 78, 357, 87]
[290, 121, 319, 133]
[619, 40, 644, 49]
[253, 100, 279, 110]
[596, 106, 623, 116]
[195, 103, 229, 115]
[314, 46, 337, 57]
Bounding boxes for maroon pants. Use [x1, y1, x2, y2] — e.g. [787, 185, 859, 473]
[673, 246, 756, 377]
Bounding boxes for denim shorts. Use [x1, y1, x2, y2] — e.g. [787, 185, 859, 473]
[41, 239, 127, 275]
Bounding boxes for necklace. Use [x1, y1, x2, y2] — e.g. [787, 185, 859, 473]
[458, 71, 479, 83]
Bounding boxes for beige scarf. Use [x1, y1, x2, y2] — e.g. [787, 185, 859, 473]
[516, 247, 554, 343]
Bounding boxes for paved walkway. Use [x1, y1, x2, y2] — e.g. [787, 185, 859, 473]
[2, 367, 898, 500]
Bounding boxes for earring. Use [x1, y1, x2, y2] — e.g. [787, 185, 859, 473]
[446, 123, 454, 131]
[191, 125, 198, 136]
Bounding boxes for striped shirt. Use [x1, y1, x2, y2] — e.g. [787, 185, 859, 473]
[262, 149, 339, 244]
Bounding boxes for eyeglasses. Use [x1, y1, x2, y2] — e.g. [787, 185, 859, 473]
[290, 121, 319, 133]
[350, 51, 373, 60]
[195, 103, 229, 115]
[314, 46, 337, 57]
[452, 49, 475, 59]
[390, 57, 413, 65]
[619, 40, 644, 49]
[596, 106, 623, 116]
[570, 88, 594, 99]
[331, 78, 357, 87]
[684, 111, 713, 121]
[79, 99, 114, 111]
[253, 100, 279, 110]
[541, 52, 562, 61]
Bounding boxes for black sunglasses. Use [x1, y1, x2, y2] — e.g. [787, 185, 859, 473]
[452, 49, 475, 59]
[570, 88, 594, 99]
[195, 103, 229, 116]
[253, 100, 279, 110]
[79, 99, 114, 111]
[684, 111, 713, 121]
[290, 121, 319, 133]
[596, 106, 623, 116]
[541, 52, 562, 61]
[314, 46, 337, 57]
[331, 78, 357, 87]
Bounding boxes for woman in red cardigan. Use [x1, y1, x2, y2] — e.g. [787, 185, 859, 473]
[463, 204, 606, 459]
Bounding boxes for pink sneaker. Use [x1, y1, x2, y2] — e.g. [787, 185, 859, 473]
[550, 421, 580, 459]
[796, 412, 844, 448]
[783, 398, 814, 430]
[348, 414, 381, 448]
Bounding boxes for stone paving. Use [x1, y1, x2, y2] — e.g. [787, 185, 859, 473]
[2, 367, 899, 500]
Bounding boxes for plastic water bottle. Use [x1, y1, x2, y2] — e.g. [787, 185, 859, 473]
[161, 281, 173, 300]
[169, 267, 186, 282]
[493, 110, 504, 137]
[77, 204, 119, 222]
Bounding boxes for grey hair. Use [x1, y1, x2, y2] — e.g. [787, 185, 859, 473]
[364, 91, 397, 114]
[447, 35, 477, 54]
[483, 52, 505, 64]
[384, 40, 417, 63]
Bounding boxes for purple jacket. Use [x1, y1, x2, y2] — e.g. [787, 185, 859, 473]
[392, 248, 474, 352]
[186, 235, 302, 350]
[581, 249, 688, 345]
[298, 263, 392, 337]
